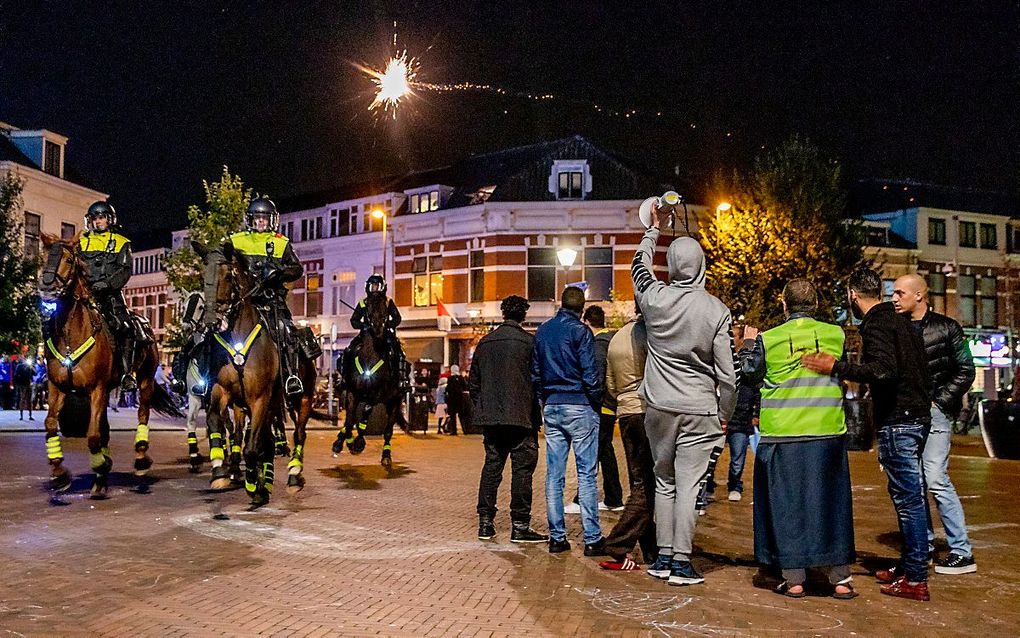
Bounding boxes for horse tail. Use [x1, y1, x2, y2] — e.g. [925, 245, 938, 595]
[150, 382, 186, 419]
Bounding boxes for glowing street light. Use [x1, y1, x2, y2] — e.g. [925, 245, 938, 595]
[372, 208, 389, 282]
[716, 201, 732, 213]
[556, 247, 578, 268]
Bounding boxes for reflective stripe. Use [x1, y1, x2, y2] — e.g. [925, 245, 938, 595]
[209, 447, 225, 461]
[187, 435, 198, 444]
[135, 424, 149, 443]
[761, 397, 844, 409]
[231, 445, 242, 454]
[600, 406, 616, 415]
[89, 451, 107, 470]
[382, 444, 391, 451]
[209, 432, 222, 441]
[245, 481, 257, 493]
[214, 324, 263, 363]
[287, 457, 303, 469]
[764, 375, 838, 390]
[47, 336, 97, 368]
[357, 422, 367, 430]
[46, 436, 63, 460]
[354, 356, 384, 377]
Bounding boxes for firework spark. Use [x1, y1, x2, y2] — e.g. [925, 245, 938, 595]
[359, 51, 419, 118]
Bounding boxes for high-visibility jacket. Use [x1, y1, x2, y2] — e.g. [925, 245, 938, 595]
[227, 231, 302, 285]
[759, 316, 846, 438]
[79, 230, 132, 290]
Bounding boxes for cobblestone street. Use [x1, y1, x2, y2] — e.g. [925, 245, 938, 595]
[0, 416, 1017, 637]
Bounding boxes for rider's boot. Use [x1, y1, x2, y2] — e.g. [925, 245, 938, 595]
[120, 336, 138, 391]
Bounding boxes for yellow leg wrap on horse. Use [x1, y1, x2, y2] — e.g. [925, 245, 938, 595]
[245, 481, 257, 493]
[135, 424, 150, 444]
[358, 422, 367, 431]
[287, 457, 302, 469]
[294, 444, 303, 457]
[383, 444, 391, 451]
[90, 451, 106, 470]
[187, 435, 198, 445]
[231, 444, 242, 454]
[101, 447, 110, 457]
[46, 436, 63, 461]
[210, 432, 222, 441]
[345, 436, 355, 444]
[209, 447, 225, 461]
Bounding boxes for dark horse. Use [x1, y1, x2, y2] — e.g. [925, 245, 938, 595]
[332, 293, 403, 468]
[204, 251, 316, 506]
[39, 235, 181, 496]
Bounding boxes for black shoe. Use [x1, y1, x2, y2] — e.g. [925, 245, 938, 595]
[934, 552, 977, 575]
[511, 525, 548, 543]
[667, 560, 705, 586]
[478, 521, 495, 540]
[584, 539, 608, 557]
[549, 538, 571, 554]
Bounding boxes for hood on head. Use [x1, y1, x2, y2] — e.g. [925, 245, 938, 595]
[667, 237, 706, 287]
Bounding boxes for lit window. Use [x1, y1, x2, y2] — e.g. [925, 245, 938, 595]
[43, 140, 61, 177]
[413, 254, 444, 307]
[469, 250, 485, 302]
[928, 218, 946, 245]
[959, 221, 977, 248]
[980, 223, 997, 250]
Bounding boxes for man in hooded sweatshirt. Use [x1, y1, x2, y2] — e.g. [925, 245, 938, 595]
[631, 208, 738, 586]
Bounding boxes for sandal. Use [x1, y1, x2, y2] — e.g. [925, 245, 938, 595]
[599, 557, 639, 571]
[833, 579, 859, 600]
[775, 581, 806, 598]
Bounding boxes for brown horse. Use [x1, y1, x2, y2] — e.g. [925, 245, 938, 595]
[39, 235, 180, 496]
[333, 293, 404, 468]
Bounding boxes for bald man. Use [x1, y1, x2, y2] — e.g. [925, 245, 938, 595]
[892, 273, 977, 576]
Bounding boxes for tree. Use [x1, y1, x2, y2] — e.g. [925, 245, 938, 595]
[700, 137, 866, 328]
[163, 167, 251, 346]
[0, 171, 42, 354]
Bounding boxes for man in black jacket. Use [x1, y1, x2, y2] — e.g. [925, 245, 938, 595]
[893, 273, 977, 575]
[470, 296, 547, 543]
[803, 268, 932, 601]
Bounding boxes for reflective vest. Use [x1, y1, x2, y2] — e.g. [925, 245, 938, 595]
[229, 231, 289, 257]
[759, 317, 846, 438]
[79, 231, 129, 254]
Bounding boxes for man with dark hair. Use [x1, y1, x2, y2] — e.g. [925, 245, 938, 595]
[533, 286, 604, 555]
[803, 267, 932, 601]
[893, 273, 977, 575]
[471, 296, 547, 543]
[741, 279, 857, 599]
[631, 208, 737, 586]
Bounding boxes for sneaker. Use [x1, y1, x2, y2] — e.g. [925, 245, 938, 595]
[605, 503, 625, 512]
[728, 490, 742, 502]
[667, 560, 705, 586]
[478, 521, 495, 540]
[880, 576, 930, 601]
[647, 555, 672, 579]
[597, 501, 608, 511]
[563, 502, 582, 515]
[697, 507, 706, 517]
[584, 539, 608, 557]
[549, 538, 571, 554]
[935, 552, 977, 575]
[510, 526, 549, 544]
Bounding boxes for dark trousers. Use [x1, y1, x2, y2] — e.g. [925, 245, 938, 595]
[447, 406, 462, 434]
[476, 426, 539, 524]
[605, 414, 657, 561]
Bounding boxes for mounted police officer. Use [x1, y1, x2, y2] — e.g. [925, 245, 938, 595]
[79, 201, 140, 390]
[346, 274, 409, 390]
[216, 196, 304, 394]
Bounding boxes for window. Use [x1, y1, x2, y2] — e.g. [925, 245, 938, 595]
[882, 279, 895, 302]
[306, 274, 323, 317]
[410, 191, 440, 214]
[583, 248, 613, 301]
[24, 212, 41, 260]
[958, 274, 976, 327]
[527, 248, 557, 301]
[959, 221, 977, 248]
[300, 217, 322, 241]
[332, 270, 357, 314]
[469, 250, 485, 302]
[413, 254, 444, 307]
[43, 140, 61, 177]
[557, 171, 584, 199]
[60, 222, 75, 240]
[284, 221, 295, 239]
[979, 276, 997, 327]
[928, 273, 946, 314]
[157, 294, 167, 328]
[928, 218, 946, 245]
[980, 223, 998, 250]
[330, 208, 350, 237]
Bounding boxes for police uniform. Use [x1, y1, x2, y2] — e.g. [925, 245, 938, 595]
[345, 275, 409, 390]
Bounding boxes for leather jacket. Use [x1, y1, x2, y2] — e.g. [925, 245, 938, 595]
[915, 309, 975, 418]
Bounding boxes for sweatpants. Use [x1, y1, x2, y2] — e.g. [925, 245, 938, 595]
[645, 406, 724, 561]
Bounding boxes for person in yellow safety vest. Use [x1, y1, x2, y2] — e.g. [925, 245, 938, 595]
[78, 201, 141, 390]
[738, 279, 857, 600]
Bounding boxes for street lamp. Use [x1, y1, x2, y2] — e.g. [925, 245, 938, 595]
[556, 247, 578, 268]
[371, 208, 388, 281]
[716, 201, 732, 213]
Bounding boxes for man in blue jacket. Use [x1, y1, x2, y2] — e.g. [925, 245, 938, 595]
[533, 286, 605, 555]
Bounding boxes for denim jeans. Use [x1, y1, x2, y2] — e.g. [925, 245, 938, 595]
[924, 406, 973, 556]
[877, 422, 930, 582]
[726, 431, 751, 493]
[544, 404, 602, 545]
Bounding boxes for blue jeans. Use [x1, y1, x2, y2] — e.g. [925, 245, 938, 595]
[727, 431, 750, 493]
[924, 406, 973, 556]
[877, 422, 930, 582]
[544, 404, 602, 545]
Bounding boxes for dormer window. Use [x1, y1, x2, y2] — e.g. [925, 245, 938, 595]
[405, 185, 453, 214]
[43, 140, 63, 177]
[549, 160, 591, 200]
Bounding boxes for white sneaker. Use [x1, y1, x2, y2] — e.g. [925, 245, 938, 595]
[728, 491, 742, 502]
[597, 501, 608, 511]
[563, 502, 581, 514]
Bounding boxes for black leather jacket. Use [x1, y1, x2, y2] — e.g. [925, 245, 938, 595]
[915, 309, 975, 418]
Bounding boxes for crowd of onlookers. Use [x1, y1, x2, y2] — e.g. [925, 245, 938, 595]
[467, 213, 978, 602]
[0, 355, 48, 420]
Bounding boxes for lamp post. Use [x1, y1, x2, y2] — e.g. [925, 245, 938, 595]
[371, 208, 388, 282]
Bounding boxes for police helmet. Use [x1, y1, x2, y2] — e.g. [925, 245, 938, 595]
[85, 201, 117, 231]
[366, 274, 387, 294]
[245, 196, 279, 232]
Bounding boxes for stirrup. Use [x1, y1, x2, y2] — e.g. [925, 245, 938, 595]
[121, 372, 137, 391]
[284, 375, 303, 395]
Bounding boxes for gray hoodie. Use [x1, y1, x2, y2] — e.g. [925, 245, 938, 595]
[630, 227, 738, 418]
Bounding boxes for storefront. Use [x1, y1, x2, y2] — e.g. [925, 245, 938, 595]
[966, 330, 1017, 398]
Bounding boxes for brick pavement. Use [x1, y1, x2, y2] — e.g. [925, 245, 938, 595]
[0, 423, 1018, 637]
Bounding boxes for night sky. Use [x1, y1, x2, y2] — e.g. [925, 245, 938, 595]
[1, 1, 1016, 241]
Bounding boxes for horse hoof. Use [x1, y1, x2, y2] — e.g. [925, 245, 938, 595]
[51, 469, 72, 492]
[134, 455, 152, 476]
[95, 456, 114, 476]
[275, 443, 290, 457]
[188, 457, 202, 474]
[90, 477, 108, 499]
[349, 436, 366, 455]
[381, 456, 392, 469]
[287, 474, 305, 494]
[210, 466, 232, 491]
[331, 439, 343, 455]
[248, 491, 270, 510]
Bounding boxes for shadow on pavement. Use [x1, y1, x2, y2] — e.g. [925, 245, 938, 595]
[317, 463, 415, 489]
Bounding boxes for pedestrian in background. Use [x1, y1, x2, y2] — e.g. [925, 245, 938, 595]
[434, 374, 448, 434]
[14, 357, 34, 421]
[803, 268, 932, 601]
[599, 308, 657, 571]
[0, 356, 12, 410]
[583, 304, 624, 512]
[631, 207, 737, 586]
[445, 365, 467, 435]
[471, 296, 547, 543]
[533, 285, 604, 555]
[742, 279, 857, 599]
[722, 324, 761, 502]
[892, 273, 978, 575]
[32, 358, 47, 410]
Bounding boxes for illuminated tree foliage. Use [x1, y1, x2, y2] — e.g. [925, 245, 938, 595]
[0, 171, 41, 354]
[700, 137, 866, 328]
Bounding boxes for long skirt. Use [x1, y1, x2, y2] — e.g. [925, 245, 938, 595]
[753, 436, 855, 569]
